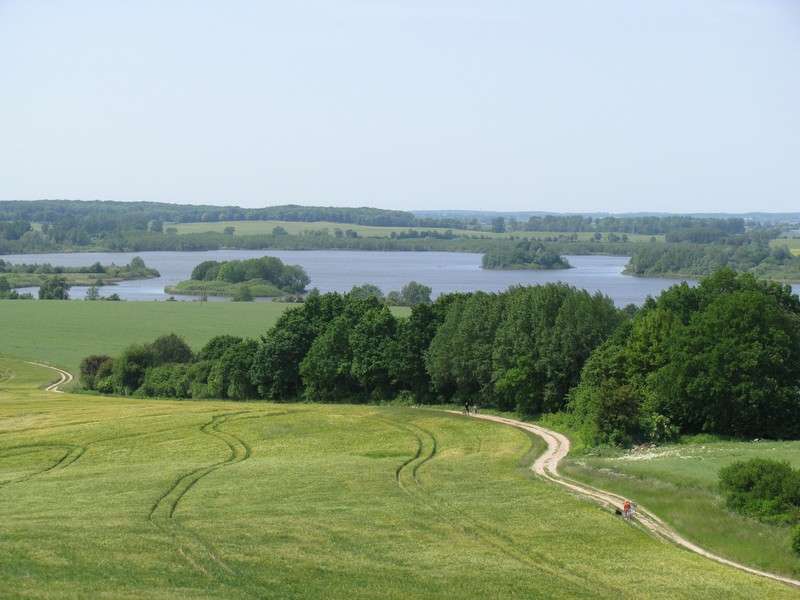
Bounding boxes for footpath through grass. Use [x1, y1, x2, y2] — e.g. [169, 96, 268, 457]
[559, 434, 800, 579]
[0, 357, 796, 599]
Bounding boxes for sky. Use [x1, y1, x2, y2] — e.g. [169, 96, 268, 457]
[1, 1, 798, 213]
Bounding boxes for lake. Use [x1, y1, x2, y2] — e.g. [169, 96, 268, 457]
[4, 250, 699, 306]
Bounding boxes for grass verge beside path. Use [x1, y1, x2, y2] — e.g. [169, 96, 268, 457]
[551, 426, 800, 579]
[0, 357, 794, 598]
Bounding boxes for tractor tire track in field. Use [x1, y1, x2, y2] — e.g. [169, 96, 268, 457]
[148, 412, 253, 578]
[0, 443, 86, 488]
[383, 416, 614, 597]
[460, 412, 800, 591]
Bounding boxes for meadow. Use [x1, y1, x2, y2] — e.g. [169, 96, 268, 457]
[0, 300, 292, 378]
[0, 357, 794, 599]
[171, 219, 662, 243]
[559, 435, 800, 578]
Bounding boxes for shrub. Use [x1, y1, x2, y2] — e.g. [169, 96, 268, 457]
[718, 459, 800, 524]
[79, 355, 112, 389]
[197, 336, 243, 361]
[150, 333, 193, 364]
[139, 364, 191, 398]
[792, 526, 800, 556]
[111, 344, 156, 394]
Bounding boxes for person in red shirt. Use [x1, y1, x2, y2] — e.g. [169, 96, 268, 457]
[623, 500, 632, 519]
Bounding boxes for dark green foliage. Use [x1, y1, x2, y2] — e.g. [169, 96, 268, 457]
[792, 526, 800, 556]
[111, 344, 155, 395]
[718, 459, 800, 524]
[387, 281, 432, 307]
[150, 334, 194, 364]
[208, 340, 259, 400]
[79, 355, 112, 389]
[38, 277, 70, 300]
[188, 256, 309, 293]
[348, 284, 384, 301]
[139, 364, 192, 398]
[569, 269, 800, 445]
[482, 240, 571, 270]
[198, 335, 244, 361]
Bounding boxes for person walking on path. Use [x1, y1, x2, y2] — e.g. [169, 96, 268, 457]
[622, 499, 632, 519]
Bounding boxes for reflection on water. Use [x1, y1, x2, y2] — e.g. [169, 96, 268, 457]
[3, 249, 706, 306]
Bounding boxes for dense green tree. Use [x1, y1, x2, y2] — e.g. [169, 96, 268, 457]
[198, 335, 244, 361]
[111, 344, 155, 395]
[38, 276, 70, 300]
[79, 355, 113, 389]
[349, 306, 398, 400]
[569, 269, 800, 444]
[150, 333, 194, 364]
[207, 339, 259, 399]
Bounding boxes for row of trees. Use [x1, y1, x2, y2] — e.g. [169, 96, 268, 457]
[626, 241, 800, 280]
[569, 269, 800, 444]
[81, 284, 623, 414]
[81, 269, 800, 445]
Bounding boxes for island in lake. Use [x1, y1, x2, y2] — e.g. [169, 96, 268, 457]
[482, 240, 572, 270]
[165, 256, 310, 299]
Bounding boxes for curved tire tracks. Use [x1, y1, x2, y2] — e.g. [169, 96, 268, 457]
[460, 411, 800, 590]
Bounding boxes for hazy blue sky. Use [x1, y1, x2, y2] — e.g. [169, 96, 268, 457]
[1, 1, 798, 212]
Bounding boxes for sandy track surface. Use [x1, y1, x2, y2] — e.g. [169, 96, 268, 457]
[460, 411, 800, 590]
[25, 361, 74, 393]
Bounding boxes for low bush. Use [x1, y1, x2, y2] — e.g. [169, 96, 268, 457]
[718, 459, 800, 524]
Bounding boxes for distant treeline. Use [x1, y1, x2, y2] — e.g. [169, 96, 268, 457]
[508, 215, 747, 236]
[82, 284, 623, 414]
[627, 242, 800, 281]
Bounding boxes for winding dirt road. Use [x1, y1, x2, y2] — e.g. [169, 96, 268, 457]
[25, 361, 74, 392]
[464, 412, 800, 590]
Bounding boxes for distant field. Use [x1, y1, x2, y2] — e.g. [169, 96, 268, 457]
[0, 300, 291, 377]
[771, 238, 800, 256]
[171, 220, 662, 243]
[0, 357, 792, 599]
[561, 435, 800, 578]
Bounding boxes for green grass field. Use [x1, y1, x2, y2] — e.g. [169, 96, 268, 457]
[0, 357, 794, 599]
[0, 300, 292, 378]
[171, 219, 661, 243]
[560, 436, 800, 579]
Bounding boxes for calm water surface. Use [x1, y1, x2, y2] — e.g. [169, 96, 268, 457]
[5, 250, 700, 306]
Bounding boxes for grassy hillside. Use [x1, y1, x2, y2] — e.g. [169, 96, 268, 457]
[0, 357, 793, 599]
[560, 435, 800, 578]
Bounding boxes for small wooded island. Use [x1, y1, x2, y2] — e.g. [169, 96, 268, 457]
[482, 240, 572, 270]
[165, 256, 310, 299]
[0, 256, 159, 287]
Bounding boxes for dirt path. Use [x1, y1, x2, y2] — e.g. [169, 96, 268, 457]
[25, 361, 74, 393]
[461, 411, 800, 590]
